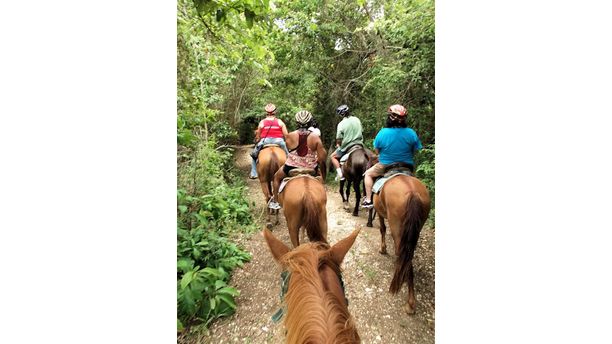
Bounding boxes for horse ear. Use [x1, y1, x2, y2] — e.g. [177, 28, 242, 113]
[330, 227, 361, 266]
[262, 228, 290, 262]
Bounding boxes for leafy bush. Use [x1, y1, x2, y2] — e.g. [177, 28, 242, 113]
[177, 141, 256, 331]
[415, 144, 435, 227]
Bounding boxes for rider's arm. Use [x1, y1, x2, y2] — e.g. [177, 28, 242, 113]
[278, 119, 289, 138]
[255, 121, 264, 141]
[315, 139, 328, 182]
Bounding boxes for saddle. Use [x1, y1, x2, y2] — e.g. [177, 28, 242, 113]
[287, 168, 317, 177]
[382, 162, 414, 178]
[263, 143, 280, 149]
[372, 163, 414, 194]
[279, 170, 321, 194]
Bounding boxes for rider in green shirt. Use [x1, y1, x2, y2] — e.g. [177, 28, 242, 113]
[330, 105, 364, 181]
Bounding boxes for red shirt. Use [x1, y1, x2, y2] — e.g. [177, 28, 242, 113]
[260, 118, 284, 139]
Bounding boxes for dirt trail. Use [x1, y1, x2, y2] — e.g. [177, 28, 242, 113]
[184, 145, 435, 343]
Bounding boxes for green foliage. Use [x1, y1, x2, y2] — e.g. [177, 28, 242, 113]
[415, 144, 435, 227]
[176, 0, 436, 331]
[177, 142, 256, 330]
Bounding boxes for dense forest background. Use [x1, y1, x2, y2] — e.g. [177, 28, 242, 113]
[177, 0, 434, 331]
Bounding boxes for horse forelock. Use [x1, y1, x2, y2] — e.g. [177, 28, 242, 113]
[281, 243, 360, 343]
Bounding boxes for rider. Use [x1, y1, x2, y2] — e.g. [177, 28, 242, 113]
[330, 104, 364, 181]
[268, 110, 327, 210]
[249, 103, 290, 179]
[361, 104, 423, 209]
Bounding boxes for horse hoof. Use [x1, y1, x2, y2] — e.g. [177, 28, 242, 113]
[366, 222, 373, 227]
[403, 303, 415, 315]
[266, 223, 273, 230]
[379, 249, 387, 255]
[352, 212, 359, 217]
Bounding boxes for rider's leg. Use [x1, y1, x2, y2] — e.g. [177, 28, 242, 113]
[331, 148, 345, 180]
[272, 167, 286, 204]
[250, 157, 258, 178]
[363, 163, 385, 206]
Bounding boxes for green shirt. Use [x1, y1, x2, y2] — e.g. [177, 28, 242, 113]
[336, 116, 363, 151]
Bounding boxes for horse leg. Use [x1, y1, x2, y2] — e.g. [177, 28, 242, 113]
[352, 176, 361, 216]
[319, 206, 328, 243]
[404, 261, 416, 315]
[344, 179, 352, 212]
[259, 181, 272, 228]
[379, 214, 388, 254]
[366, 208, 374, 227]
[287, 210, 302, 248]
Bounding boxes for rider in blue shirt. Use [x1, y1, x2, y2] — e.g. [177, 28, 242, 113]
[361, 104, 422, 208]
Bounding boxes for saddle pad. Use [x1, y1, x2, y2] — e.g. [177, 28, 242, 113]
[279, 175, 321, 194]
[372, 171, 413, 194]
[339, 145, 363, 163]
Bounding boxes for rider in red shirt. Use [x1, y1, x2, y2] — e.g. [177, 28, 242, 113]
[250, 103, 289, 179]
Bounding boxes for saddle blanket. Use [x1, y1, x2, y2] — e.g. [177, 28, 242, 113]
[372, 170, 413, 194]
[279, 174, 321, 194]
[339, 145, 364, 163]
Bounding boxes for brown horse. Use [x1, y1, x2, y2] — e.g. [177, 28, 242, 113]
[263, 227, 361, 344]
[257, 146, 287, 228]
[373, 175, 430, 314]
[278, 175, 328, 247]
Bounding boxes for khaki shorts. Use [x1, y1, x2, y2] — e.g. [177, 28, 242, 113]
[364, 162, 387, 178]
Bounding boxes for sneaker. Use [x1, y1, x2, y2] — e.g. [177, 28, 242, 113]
[268, 198, 281, 210]
[361, 199, 373, 209]
[249, 174, 258, 179]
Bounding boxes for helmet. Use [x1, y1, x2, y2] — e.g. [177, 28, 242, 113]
[387, 104, 407, 117]
[295, 110, 313, 125]
[336, 104, 350, 117]
[265, 103, 277, 114]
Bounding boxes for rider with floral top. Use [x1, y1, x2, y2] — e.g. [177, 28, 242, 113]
[268, 110, 327, 210]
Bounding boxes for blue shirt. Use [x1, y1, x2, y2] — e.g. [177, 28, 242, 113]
[373, 127, 422, 165]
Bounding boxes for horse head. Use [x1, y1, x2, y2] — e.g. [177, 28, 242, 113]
[263, 227, 361, 343]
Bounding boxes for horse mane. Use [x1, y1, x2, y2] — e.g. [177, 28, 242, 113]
[281, 243, 360, 344]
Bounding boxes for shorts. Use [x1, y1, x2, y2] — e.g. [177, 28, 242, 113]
[334, 148, 346, 158]
[365, 162, 414, 177]
[364, 163, 387, 178]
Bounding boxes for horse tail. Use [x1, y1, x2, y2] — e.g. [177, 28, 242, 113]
[389, 192, 428, 294]
[267, 150, 280, 194]
[303, 183, 325, 242]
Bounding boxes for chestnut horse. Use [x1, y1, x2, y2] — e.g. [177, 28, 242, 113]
[339, 147, 370, 216]
[263, 227, 361, 344]
[257, 146, 286, 228]
[278, 175, 327, 247]
[373, 175, 430, 314]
